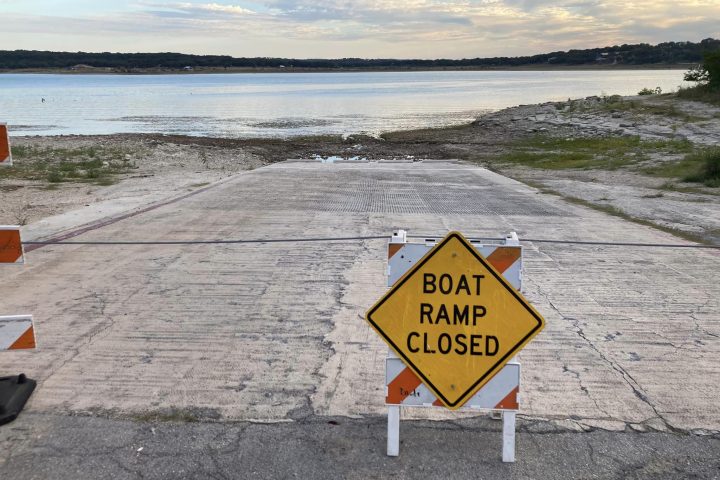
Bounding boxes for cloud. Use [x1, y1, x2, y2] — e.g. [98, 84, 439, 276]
[186, 2, 255, 14]
[3, 0, 719, 58]
[148, 0, 475, 27]
[145, 2, 257, 16]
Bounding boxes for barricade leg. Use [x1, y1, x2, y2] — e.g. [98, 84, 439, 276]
[502, 411, 516, 463]
[387, 405, 400, 456]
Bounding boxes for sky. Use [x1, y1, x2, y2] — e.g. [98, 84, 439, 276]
[1, 0, 719, 59]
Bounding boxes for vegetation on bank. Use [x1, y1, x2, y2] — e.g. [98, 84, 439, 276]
[677, 49, 720, 105]
[490, 134, 719, 190]
[682, 147, 720, 187]
[564, 94, 708, 121]
[0, 145, 138, 186]
[1, 38, 718, 70]
[684, 49, 720, 88]
[496, 135, 692, 170]
[677, 85, 720, 105]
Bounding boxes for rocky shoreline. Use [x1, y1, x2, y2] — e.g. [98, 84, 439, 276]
[475, 95, 720, 244]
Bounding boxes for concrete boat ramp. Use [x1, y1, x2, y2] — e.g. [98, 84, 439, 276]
[2, 159, 719, 478]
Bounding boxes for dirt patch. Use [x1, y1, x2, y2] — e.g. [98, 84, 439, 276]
[0, 135, 264, 226]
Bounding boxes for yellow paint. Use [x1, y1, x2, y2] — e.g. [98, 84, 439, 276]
[366, 231, 545, 409]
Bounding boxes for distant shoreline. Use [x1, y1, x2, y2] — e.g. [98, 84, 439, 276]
[0, 64, 693, 75]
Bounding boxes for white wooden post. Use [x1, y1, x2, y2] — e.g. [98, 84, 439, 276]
[502, 230, 520, 454]
[386, 230, 406, 457]
[502, 411, 516, 462]
[502, 233, 520, 461]
[387, 405, 400, 456]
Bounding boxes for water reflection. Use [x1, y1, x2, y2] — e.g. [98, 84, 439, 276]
[0, 70, 688, 137]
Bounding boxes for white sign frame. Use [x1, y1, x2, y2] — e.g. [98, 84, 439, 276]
[383, 230, 523, 462]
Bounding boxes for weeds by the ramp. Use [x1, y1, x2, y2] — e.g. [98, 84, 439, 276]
[478, 133, 719, 196]
[0, 145, 140, 186]
[682, 147, 720, 187]
[676, 85, 720, 106]
[494, 135, 692, 171]
[642, 146, 720, 188]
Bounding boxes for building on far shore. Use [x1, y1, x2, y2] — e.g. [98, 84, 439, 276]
[67, 64, 95, 71]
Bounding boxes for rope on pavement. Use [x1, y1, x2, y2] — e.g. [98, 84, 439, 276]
[21, 235, 720, 249]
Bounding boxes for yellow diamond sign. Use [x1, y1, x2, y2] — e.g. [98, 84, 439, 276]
[366, 231, 545, 410]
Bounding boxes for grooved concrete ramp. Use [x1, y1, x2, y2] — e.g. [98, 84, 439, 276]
[1, 160, 719, 434]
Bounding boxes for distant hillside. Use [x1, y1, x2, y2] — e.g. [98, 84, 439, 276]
[1, 38, 718, 71]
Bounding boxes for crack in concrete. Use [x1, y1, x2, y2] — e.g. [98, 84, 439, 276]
[205, 446, 231, 480]
[689, 300, 719, 340]
[533, 283, 682, 434]
[562, 364, 612, 418]
[310, 236, 374, 418]
[35, 280, 152, 394]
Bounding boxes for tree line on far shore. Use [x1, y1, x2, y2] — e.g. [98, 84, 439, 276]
[1, 38, 719, 71]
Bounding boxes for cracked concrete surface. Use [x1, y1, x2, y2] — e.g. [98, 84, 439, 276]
[2, 159, 719, 477]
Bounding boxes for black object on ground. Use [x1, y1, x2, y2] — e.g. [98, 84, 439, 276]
[0, 374, 36, 426]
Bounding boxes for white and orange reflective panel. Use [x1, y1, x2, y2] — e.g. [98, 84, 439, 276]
[0, 316, 36, 350]
[366, 231, 545, 410]
[0, 227, 24, 264]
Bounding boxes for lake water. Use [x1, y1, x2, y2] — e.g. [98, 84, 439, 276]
[0, 70, 688, 138]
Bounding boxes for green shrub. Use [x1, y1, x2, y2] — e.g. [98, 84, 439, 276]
[638, 87, 662, 95]
[683, 147, 720, 187]
[684, 49, 720, 89]
[676, 84, 720, 105]
[684, 64, 710, 84]
[46, 171, 63, 183]
[705, 50, 720, 89]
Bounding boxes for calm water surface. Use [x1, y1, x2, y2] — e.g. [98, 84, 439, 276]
[0, 70, 688, 138]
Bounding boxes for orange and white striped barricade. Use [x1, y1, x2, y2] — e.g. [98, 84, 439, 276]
[0, 315, 36, 351]
[385, 230, 522, 462]
[0, 123, 11, 166]
[0, 226, 25, 264]
[0, 225, 37, 425]
[0, 315, 37, 425]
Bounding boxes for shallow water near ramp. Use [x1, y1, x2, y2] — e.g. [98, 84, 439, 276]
[1, 70, 687, 137]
